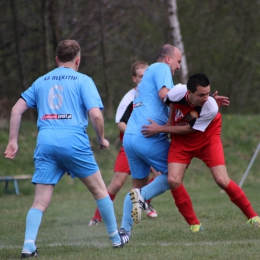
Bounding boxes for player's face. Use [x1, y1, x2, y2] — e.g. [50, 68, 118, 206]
[169, 49, 182, 75]
[188, 85, 210, 106]
[132, 67, 147, 85]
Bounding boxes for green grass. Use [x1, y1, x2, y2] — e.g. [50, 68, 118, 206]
[1, 115, 260, 260]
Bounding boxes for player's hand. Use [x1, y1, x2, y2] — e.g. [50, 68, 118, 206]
[4, 142, 18, 159]
[213, 91, 230, 107]
[99, 138, 109, 150]
[141, 119, 161, 137]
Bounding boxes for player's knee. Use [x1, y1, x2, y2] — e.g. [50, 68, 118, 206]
[167, 176, 181, 189]
[214, 176, 230, 189]
[114, 182, 124, 192]
[108, 180, 124, 193]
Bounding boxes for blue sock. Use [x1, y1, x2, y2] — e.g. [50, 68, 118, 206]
[96, 196, 120, 244]
[120, 192, 133, 232]
[23, 208, 43, 251]
[141, 173, 170, 201]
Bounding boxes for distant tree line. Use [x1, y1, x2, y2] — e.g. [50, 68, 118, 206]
[0, 0, 260, 120]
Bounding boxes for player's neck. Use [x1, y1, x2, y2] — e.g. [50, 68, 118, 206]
[58, 63, 76, 70]
[187, 93, 196, 107]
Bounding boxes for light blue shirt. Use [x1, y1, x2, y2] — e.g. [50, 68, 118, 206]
[125, 62, 174, 135]
[21, 67, 103, 130]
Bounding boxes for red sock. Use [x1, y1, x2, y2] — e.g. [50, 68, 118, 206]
[146, 177, 155, 204]
[170, 184, 200, 225]
[224, 180, 257, 219]
[92, 192, 116, 221]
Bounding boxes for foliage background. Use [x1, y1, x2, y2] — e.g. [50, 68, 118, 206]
[0, 0, 260, 119]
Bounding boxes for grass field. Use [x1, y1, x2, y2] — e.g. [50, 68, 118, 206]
[1, 115, 260, 260]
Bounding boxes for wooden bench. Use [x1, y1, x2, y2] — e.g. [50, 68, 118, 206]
[0, 175, 32, 195]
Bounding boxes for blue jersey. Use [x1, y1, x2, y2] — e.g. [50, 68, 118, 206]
[21, 66, 103, 130]
[125, 62, 174, 136]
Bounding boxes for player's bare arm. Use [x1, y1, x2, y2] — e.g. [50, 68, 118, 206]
[158, 86, 170, 102]
[165, 103, 174, 127]
[5, 98, 28, 159]
[141, 118, 194, 137]
[117, 121, 127, 133]
[88, 107, 109, 149]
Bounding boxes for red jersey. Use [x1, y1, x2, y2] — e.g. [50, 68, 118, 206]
[165, 84, 221, 151]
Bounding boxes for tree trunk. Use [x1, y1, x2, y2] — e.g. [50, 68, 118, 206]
[42, 0, 52, 72]
[97, 0, 113, 118]
[10, 0, 27, 90]
[167, 0, 188, 83]
[49, 0, 60, 49]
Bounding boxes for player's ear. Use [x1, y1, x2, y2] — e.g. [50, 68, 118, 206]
[165, 55, 171, 65]
[132, 76, 137, 84]
[55, 56, 59, 65]
[75, 56, 81, 67]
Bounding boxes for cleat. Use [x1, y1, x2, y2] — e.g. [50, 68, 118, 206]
[190, 223, 204, 233]
[88, 218, 101, 226]
[118, 228, 131, 244]
[112, 242, 124, 248]
[112, 229, 131, 248]
[21, 249, 38, 258]
[130, 188, 147, 224]
[247, 216, 260, 227]
[145, 203, 158, 218]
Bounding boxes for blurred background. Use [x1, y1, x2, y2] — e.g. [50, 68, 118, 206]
[0, 0, 260, 120]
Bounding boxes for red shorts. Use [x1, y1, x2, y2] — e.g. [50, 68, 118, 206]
[168, 136, 225, 168]
[114, 146, 131, 174]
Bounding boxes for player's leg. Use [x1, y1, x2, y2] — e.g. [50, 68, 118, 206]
[210, 165, 259, 225]
[144, 167, 161, 218]
[80, 171, 127, 247]
[89, 146, 130, 225]
[22, 132, 64, 258]
[167, 142, 202, 231]
[168, 162, 202, 231]
[119, 134, 152, 236]
[120, 134, 169, 233]
[64, 131, 127, 247]
[131, 173, 170, 224]
[120, 176, 150, 231]
[204, 131, 259, 227]
[108, 172, 130, 194]
[22, 184, 54, 258]
[89, 171, 129, 225]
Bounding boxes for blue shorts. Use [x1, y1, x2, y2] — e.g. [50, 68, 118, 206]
[123, 133, 169, 179]
[32, 127, 99, 185]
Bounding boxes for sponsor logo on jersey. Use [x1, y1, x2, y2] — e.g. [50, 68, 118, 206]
[190, 111, 199, 118]
[41, 114, 72, 120]
[175, 108, 184, 122]
[175, 108, 198, 124]
[133, 102, 143, 108]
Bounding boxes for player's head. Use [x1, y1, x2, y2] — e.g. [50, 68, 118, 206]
[187, 73, 211, 106]
[131, 60, 148, 86]
[55, 40, 81, 70]
[156, 44, 182, 75]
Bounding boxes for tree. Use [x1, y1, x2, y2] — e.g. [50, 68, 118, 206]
[168, 0, 188, 83]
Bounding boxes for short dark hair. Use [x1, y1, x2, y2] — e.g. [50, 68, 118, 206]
[187, 73, 210, 93]
[131, 61, 148, 76]
[56, 40, 81, 62]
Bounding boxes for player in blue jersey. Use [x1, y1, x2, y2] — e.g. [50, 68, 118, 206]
[4, 40, 128, 258]
[118, 44, 190, 240]
[88, 61, 159, 226]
